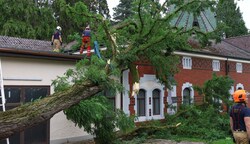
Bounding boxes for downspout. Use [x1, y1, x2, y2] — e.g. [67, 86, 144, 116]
[225, 57, 229, 76]
[120, 70, 124, 111]
[225, 57, 230, 112]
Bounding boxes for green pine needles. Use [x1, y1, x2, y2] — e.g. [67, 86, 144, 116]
[52, 56, 135, 143]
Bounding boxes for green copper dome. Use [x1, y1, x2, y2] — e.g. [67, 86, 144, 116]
[169, 5, 217, 33]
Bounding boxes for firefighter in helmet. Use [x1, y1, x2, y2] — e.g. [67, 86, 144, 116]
[230, 89, 250, 143]
[80, 25, 91, 57]
[51, 26, 62, 52]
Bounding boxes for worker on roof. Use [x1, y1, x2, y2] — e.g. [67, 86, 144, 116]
[80, 25, 91, 57]
[230, 89, 250, 143]
[51, 26, 62, 52]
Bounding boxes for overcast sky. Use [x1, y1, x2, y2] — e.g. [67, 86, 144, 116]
[107, 0, 250, 30]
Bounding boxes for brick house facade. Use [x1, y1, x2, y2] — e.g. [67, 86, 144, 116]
[122, 35, 250, 122]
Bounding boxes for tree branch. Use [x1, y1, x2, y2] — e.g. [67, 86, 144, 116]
[116, 123, 181, 140]
[138, 0, 144, 34]
[112, 21, 138, 31]
[0, 81, 102, 139]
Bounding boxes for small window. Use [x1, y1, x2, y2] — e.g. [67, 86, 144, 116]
[213, 97, 222, 111]
[192, 17, 200, 28]
[182, 57, 192, 69]
[236, 63, 242, 73]
[212, 60, 220, 71]
[183, 88, 191, 105]
[152, 89, 161, 115]
[137, 89, 146, 116]
[25, 87, 48, 102]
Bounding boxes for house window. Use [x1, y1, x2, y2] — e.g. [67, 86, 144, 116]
[183, 88, 191, 105]
[236, 63, 242, 73]
[212, 60, 220, 71]
[213, 97, 222, 106]
[236, 83, 244, 91]
[182, 57, 192, 69]
[0, 86, 50, 144]
[152, 89, 160, 115]
[137, 89, 146, 116]
[192, 17, 200, 28]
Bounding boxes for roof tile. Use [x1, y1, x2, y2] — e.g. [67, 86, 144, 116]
[0, 36, 52, 52]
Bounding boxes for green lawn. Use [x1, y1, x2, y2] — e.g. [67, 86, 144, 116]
[165, 136, 234, 144]
[211, 138, 234, 144]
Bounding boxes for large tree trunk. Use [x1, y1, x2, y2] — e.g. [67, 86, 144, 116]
[0, 80, 102, 139]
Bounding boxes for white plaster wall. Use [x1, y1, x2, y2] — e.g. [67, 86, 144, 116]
[0, 57, 91, 143]
[122, 70, 130, 115]
[167, 85, 177, 114]
[109, 76, 121, 109]
[1, 57, 74, 88]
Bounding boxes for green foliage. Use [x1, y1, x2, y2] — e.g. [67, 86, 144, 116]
[65, 0, 110, 19]
[52, 56, 134, 143]
[52, 0, 110, 42]
[212, 138, 234, 144]
[52, 0, 87, 42]
[115, 110, 136, 134]
[113, 0, 133, 22]
[52, 56, 107, 84]
[51, 75, 71, 92]
[0, 0, 56, 40]
[194, 73, 234, 110]
[63, 95, 135, 143]
[159, 105, 230, 142]
[67, 33, 82, 52]
[64, 95, 116, 143]
[145, 74, 234, 142]
[216, 0, 248, 38]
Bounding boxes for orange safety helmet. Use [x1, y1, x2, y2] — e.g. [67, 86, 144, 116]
[233, 90, 247, 103]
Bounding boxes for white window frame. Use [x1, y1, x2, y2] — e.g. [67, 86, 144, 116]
[229, 86, 234, 101]
[181, 82, 194, 104]
[236, 63, 242, 73]
[182, 57, 192, 69]
[134, 75, 165, 122]
[236, 83, 244, 90]
[212, 60, 220, 71]
[212, 97, 223, 112]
